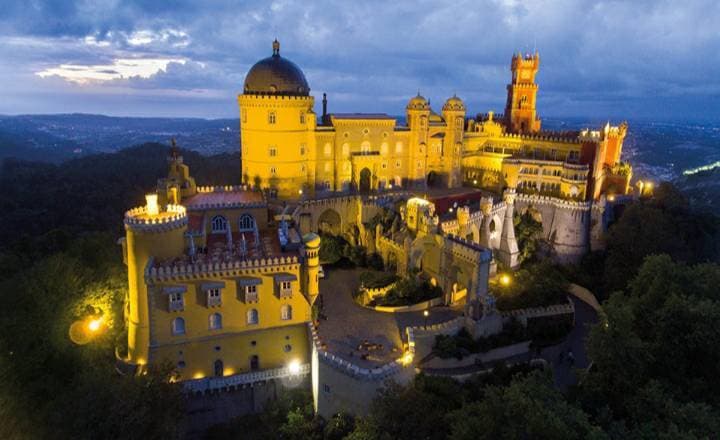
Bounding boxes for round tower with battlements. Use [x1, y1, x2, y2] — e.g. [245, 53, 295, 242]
[122, 194, 188, 368]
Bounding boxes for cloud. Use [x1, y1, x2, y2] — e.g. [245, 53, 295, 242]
[0, 0, 718, 118]
[36, 58, 187, 84]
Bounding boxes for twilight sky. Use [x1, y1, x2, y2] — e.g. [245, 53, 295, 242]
[1, 0, 718, 120]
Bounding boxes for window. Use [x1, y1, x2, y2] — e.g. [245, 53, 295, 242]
[169, 292, 184, 312]
[211, 215, 228, 233]
[269, 146, 277, 157]
[247, 309, 259, 325]
[279, 280, 292, 298]
[300, 112, 305, 124]
[281, 304, 292, 320]
[300, 143, 306, 155]
[268, 111, 276, 124]
[324, 384, 331, 393]
[238, 214, 255, 232]
[395, 142, 403, 153]
[381, 162, 387, 169]
[172, 317, 185, 335]
[323, 181, 331, 190]
[300, 164, 306, 173]
[381, 142, 388, 155]
[395, 160, 401, 169]
[324, 162, 331, 173]
[207, 288, 221, 307]
[245, 285, 258, 303]
[270, 166, 277, 176]
[284, 344, 292, 352]
[342, 143, 349, 157]
[242, 110, 247, 123]
[360, 142, 370, 153]
[209, 313, 222, 330]
[324, 143, 332, 157]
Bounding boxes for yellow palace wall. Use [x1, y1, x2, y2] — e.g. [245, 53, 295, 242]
[149, 271, 312, 378]
[152, 324, 310, 379]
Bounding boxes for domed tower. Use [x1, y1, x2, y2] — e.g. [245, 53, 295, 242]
[406, 94, 431, 185]
[442, 95, 466, 187]
[302, 232, 321, 305]
[123, 195, 188, 368]
[239, 40, 316, 198]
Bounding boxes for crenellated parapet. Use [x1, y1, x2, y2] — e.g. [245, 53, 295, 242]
[196, 185, 251, 193]
[499, 131, 580, 144]
[308, 322, 406, 381]
[147, 256, 300, 283]
[445, 234, 493, 265]
[514, 193, 591, 211]
[124, 204, 188, 233]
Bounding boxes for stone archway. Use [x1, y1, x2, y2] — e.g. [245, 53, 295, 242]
[359, 168, 372, 193]
[318, 209, 342, 235]
[426, 171, 439, 188]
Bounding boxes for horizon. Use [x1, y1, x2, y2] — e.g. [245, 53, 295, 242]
[1, 1, 718, 120]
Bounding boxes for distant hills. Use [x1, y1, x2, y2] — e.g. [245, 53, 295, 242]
[0, 113, 239, 162]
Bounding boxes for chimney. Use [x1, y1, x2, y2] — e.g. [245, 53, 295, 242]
[322, 93, 328, 124]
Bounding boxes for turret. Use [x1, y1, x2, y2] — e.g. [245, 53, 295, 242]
[122, 194, 188, 368]
[303, 232, 321, 305]
[157, 139, 197, 205]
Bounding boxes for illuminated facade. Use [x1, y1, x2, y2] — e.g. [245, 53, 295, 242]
[240, 41, 631, 201]
[119, 145, 319, 379]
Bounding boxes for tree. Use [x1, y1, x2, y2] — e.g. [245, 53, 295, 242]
[581, 255, 720, 436]
[449, 371, 606, 440]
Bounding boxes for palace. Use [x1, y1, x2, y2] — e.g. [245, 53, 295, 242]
[118, 40, 633, 414]
[240, 40, 631, 202]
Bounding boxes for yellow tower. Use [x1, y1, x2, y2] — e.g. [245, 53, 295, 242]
[239, 40, 316, 198]
[441, 95, 466, 187]
[505, 52, 542, 133]
[123, 195, 188, 368]
[302, 232, 321, 305]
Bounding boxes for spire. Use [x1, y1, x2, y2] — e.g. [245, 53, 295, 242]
[169, 137, 180, 159]
[272, 39, 280, 56]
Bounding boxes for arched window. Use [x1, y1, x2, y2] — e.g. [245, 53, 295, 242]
[172, 317, 185, 335]
[211, 215, 228, 233]
[247, 309, 259, 325]
[238, 214, 256, 232]
[268, 111, 276, 124]
[209, 313, 222, 330]
[299, 112, 305, 124]
[281, 304, 292, 320]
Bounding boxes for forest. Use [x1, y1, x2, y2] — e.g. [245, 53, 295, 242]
[1, 144, 719, 439]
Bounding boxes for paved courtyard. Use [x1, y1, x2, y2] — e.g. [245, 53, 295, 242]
[315, 267, 461, 368]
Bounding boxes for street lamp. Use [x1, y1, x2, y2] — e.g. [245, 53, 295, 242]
[288, 359, 301, 375]
[499, 274, 511, 287]
[87, 317, 103, 333]
[423, 309, 429, 329]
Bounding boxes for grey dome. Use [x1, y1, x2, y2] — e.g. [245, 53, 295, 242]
[243, 40, 309, 96]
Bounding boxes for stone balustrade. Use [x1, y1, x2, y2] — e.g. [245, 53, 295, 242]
[184, 363, 310, 393]
[500, 298, 574, 322]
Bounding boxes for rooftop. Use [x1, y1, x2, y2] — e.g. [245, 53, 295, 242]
[152, 225, 302, 272]
[330, 113, 395, 120]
